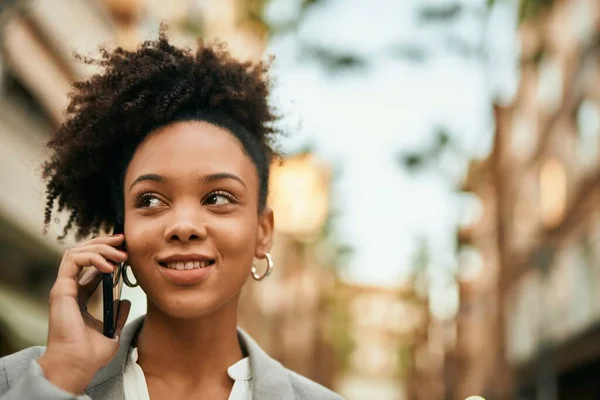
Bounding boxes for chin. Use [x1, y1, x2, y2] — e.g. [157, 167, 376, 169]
[152, 292, 232, 320]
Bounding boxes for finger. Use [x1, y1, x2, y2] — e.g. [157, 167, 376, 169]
[114, 300, 131, 338]
[78, 267, 99, 285]
[66, 234, 124, 254]
[84, 234, 125, 246]
[78, 269, 103, 304]
[69, 244, 127, 265]
[57, 252, 116, 284]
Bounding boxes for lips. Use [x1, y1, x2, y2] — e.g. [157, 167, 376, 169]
[157, 254, 216, 271]
[160, 260, 215, 270]
[157, 255, 216, 285]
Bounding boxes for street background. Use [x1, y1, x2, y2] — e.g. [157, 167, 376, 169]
[0, 0, 599, 399]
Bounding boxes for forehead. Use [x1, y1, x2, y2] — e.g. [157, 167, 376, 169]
[125, 121, 257, 185]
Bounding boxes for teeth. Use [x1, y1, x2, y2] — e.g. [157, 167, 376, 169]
[164, 261, 212, 270]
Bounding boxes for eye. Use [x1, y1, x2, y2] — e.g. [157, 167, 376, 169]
[135, 193, 166, 208]
[204, 191, 236, 206]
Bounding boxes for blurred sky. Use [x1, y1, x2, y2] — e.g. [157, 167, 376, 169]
[264, 0, 520, 287]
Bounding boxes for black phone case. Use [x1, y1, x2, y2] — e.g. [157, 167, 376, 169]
[104, 218, 124, 338]
[102, 272, 116, 338]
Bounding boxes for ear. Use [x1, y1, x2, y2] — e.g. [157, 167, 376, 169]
[255, 206, 274, 258]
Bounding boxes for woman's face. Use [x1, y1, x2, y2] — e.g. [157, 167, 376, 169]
[122, 121, 273, 319]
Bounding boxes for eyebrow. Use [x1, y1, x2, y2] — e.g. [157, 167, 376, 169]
[201, 172, 246, 188]
[128, 172, 246, 191]
[129, 173, 165, 191]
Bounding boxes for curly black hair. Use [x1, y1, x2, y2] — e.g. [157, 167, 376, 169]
[42, 28, 280, 241]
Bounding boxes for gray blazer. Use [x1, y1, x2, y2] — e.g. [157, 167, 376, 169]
[0, 316, 343, 399]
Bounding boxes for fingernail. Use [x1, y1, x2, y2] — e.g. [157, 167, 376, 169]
[111, 233, 123, 237]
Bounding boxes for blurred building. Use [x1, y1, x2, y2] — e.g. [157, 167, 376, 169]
[457, 0, 600, 399]
[404, 273, 459, 400]
[0, 0, 116, 354]
[336, 283, 427, 400]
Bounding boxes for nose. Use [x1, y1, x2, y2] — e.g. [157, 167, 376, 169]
[163, 208, 208, 244]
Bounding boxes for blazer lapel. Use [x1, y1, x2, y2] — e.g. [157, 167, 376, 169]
[86, 316, 145, 400]
[237, 329, 296, 400]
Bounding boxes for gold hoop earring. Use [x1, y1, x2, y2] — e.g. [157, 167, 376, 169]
[251, 253, 274, 281]
[122, 264, 139, 288]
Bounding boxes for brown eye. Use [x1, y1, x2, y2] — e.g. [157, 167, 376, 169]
[204, 192, 236, 206]
[136, 194, 166, 208]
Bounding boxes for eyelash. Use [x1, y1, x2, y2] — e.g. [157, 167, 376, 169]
[132, 192, 162, 208]
[131, 190, 238, 208]
[205, 190, 238, 205]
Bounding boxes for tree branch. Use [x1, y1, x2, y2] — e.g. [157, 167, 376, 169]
[527, 37, 600, 168]
[501, 167, 600, 292]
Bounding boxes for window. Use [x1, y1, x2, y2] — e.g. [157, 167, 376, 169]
[510, 112, 538, 160]
[536, 56, 563, 114]
[539, 157, 567, 228]
[1, 73, 52, 130]
[576, 99, 600, 165]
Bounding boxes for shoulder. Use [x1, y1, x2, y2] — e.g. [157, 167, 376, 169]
[0, 346, 46, 390]
[237, 328, 344, 399]
[285, 368, 345, 400]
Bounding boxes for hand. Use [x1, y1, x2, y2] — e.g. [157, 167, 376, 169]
[37, 234, 131, 394]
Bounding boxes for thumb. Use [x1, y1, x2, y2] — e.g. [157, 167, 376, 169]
[114, 300, 131, 339]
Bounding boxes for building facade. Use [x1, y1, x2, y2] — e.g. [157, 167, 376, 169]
[0, 0, 117, 353]
[457, 0, 600, 398]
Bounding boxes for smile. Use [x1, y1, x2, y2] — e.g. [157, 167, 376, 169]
[157, 256, 216, 285]
[160, 260, 215, 270]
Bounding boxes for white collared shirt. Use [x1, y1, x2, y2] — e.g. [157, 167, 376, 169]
[123, 347, 253, 400]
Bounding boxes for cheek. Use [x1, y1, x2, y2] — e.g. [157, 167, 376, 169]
[211, 214, 257, 263]
[124, 217, 160, 264]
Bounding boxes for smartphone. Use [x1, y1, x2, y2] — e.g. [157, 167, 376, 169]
[102, 219, 124, 338]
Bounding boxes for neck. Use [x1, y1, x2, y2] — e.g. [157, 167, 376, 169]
[135, 295, 243, 384]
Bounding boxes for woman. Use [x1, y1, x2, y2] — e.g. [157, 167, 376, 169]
[0, 30, 342, 400]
